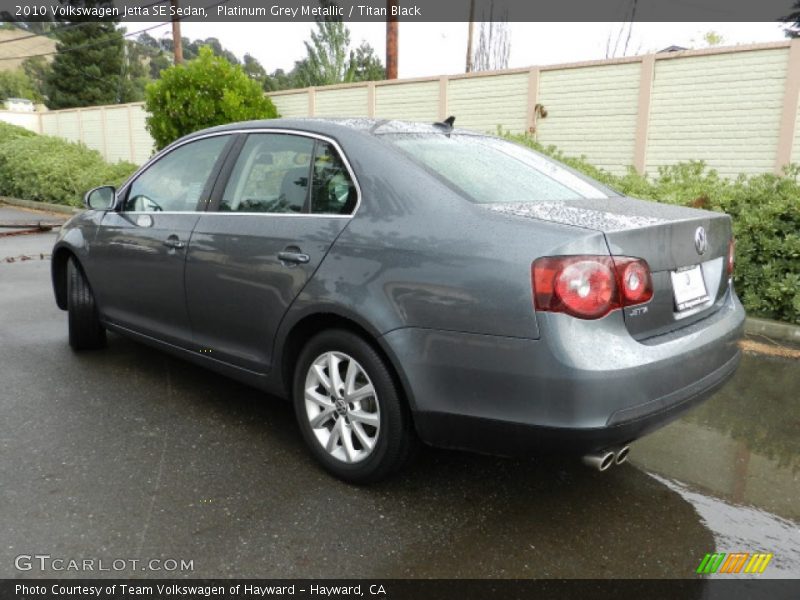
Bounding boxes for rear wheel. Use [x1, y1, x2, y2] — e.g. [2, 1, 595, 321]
[67, 257, 106, 351]
[293, 329, 416, 483]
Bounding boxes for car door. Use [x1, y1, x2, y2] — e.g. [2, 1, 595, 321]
[185, 131, 359, 372]
[90, 134, 234, 347]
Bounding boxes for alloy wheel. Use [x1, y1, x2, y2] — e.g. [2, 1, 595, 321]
[304, 351, 381, 463]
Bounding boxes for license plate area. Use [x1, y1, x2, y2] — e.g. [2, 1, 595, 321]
[671, 264, 709, 311]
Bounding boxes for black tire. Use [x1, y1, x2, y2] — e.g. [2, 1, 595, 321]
[67, 257, 106, 351]
[293, 329, 417, 483]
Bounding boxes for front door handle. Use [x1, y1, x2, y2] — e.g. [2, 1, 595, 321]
[163, 235, 185, 250]
[278, 250, 310, 265]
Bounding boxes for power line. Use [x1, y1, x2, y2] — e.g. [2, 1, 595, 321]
[0, 21, 95, 44]
[0, 0, 227, 61]
[0, 22, 168, 61]
[0, 0, 171, 45]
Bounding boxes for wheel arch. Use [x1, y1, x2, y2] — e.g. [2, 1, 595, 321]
[51, 245, 77, 310]
[278, 310, 419, 416]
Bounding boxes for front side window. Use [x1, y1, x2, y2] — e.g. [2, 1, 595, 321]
[220, 133, 357, 215]
[384, 134, 611, 203]
[124, 136, 230, 212]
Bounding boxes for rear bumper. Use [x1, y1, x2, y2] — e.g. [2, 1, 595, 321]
[413, 351, 738, 456]
[380, 289, 745, 456]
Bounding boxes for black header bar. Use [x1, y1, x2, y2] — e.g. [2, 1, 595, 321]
[1, 0, 798, 23]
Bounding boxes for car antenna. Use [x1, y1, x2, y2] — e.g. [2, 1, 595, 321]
[433, 115, 456, 136]
[434, 116, 455, 128]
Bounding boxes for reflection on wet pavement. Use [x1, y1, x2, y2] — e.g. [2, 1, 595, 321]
[632, 353, 800, 578]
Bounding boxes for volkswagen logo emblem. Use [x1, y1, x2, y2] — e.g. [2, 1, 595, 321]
[694, 226, 708, 255]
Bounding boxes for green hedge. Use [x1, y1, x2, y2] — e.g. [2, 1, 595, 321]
[0, 123, 137, 208]
[0, 121, 37, 140]
[506, 134, 800, 325]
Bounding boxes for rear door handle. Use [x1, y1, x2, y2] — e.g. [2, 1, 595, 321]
[278, 250, 310, 265]
[163, 235, 185, 250]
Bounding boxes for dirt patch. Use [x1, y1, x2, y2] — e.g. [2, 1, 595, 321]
[739, 337, 800, 360]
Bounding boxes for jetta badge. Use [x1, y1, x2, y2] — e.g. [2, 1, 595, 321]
[694, 226, 708, 255]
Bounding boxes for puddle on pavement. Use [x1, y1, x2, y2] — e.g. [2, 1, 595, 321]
[631, 352, 800, 577]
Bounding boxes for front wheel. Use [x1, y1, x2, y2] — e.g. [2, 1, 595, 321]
[293, 329, 417, 483]
[67, 257, 106, 351]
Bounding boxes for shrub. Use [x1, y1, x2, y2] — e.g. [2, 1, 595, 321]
[145, 46, 279, 151]
[0, 121, 37, 141]
[0, 133, 137, 207]
[505, 133, 800, 324]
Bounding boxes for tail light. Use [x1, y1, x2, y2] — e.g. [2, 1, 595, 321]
[727, 238, 735, 276]
[532, 255, 653, 320]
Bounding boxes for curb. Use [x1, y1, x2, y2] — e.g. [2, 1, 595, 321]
[745, 317, 800, 345]
[0, 196, 82, 215]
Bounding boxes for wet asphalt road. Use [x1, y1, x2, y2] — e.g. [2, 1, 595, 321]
[1, 205, 799, 579]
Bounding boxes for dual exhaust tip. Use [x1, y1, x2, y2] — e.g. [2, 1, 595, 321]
[582, 445, 630, 471]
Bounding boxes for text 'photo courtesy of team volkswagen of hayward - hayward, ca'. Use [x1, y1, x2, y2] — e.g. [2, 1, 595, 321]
[0, 0, 799, 598]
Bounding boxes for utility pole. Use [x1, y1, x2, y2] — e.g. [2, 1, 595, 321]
[466, 0, 475, 72]
[386, 0, 398, 79]
[170, 0, 183, 64]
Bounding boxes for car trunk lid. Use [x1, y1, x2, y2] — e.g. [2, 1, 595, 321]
[486, 197, 733, 339]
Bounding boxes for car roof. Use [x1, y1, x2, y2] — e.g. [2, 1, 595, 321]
[184, 118, 481, 142]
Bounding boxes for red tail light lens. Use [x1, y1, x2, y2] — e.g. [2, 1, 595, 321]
[532, 255, 653, 320]
[727, 238, 735, 276]
[615, 257, 654, 305]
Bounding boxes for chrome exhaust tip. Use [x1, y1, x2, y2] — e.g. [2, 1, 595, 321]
[582, 450, 615, 472]
[615, 445, 631, 465]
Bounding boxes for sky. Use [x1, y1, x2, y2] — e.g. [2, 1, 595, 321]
[130, 21, 789, 78]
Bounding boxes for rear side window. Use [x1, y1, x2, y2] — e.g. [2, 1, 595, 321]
[311, 141, 358, 215]
[124, 135, 229, 212]
[385, 134, 609, 203]
[220, 133, 357, 215]
[221, 134, 314, 213]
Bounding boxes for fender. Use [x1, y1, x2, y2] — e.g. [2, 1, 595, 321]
[270, 300, 419, 411]
[51, 214, 97, 309]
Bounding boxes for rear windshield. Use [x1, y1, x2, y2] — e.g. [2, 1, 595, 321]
[384, 134, 610, 202]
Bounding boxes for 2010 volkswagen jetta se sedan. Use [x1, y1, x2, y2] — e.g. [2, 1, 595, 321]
[51, 118, 744, 482]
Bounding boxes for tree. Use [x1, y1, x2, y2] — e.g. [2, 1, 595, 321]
[136, 32, 161, 51]
[471, 1, 510, 71]
[44, 1, 126, 108]
[351, 42, 385, 81]
[242, 53, 268, 86]
[145, 46, 278, 150]
[148, 53, 172, 79]
[783, 2, 799, 37]
[0, 69, 41, 102]
[291, 2, 386, 87]
[702, 31, 725, 46]
[294, 17, 353, 86]
[118, 38, 150, 103]
[604, 0, 639, 58]
[189, 38, 239, 65]
[263, 68, 298, 92]
[22, 57, 50, 101]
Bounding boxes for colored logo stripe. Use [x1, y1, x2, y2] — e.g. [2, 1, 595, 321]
[697, 553, 773, 574]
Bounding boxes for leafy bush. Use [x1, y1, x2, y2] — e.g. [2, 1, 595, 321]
[145, 46, 279, 151]
[0, 133, 136, 207]
[506, 133, 800, 324]
[0, 121, 37, 141]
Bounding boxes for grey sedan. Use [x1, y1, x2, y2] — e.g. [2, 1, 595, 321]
[52, 118, 744, 482]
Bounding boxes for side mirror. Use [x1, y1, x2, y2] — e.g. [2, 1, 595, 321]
[84, 186, 116, 211]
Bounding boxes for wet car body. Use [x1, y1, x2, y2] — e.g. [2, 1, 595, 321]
[51, 118, 745, 477]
